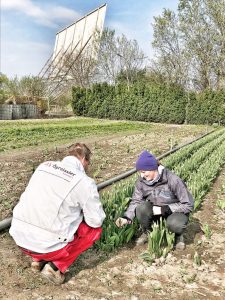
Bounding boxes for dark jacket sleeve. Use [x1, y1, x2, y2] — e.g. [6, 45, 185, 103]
[168, 172, 194, 214]
[123, 178, 144, 220]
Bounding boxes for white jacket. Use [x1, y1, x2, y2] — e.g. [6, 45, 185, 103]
[9, 156, 106, 253]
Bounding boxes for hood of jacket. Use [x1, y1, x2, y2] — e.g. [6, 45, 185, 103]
[140, 165, 166, 186]
[61, 156, 85, 173]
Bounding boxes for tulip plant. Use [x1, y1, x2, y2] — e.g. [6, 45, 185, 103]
[96, 129, 225, 254]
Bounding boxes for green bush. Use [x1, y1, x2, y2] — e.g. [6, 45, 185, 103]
[71, 82, 225, 125]
[186, 89, 225, 125]
[71, 81, 187, 124]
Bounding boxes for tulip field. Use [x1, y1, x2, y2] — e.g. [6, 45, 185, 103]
[0, 118, 207, 221]
[96, 128, 225, 251]
[1, 120, 225, 299]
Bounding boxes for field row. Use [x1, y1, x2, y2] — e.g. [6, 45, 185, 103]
[0, 118, 153, 152]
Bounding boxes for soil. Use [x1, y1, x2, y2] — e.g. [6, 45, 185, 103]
[0, 124, 224, 300]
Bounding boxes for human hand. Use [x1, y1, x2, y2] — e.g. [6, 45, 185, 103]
[115, 217, 129, 227]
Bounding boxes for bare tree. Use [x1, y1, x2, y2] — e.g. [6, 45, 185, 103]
[94, 29, 121, 84]
[95, 29, 147, 88]
[0, 73, 9, 104]
[205, 0, 225, 89]
[151, 0, 225, 91]
[62, 47, 97, 88]
[53, 29, 146, 93]
[3, 76, 46, 103]
[151, 9, 189, 88]
[178, 0, 218, 90]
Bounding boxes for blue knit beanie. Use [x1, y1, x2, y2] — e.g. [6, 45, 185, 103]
[135, 150, 158, 171]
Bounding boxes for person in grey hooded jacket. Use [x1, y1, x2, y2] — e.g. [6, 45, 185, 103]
[115, 150, 194, 250]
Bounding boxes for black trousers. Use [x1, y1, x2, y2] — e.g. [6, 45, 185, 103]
[135, 201, 189, 235]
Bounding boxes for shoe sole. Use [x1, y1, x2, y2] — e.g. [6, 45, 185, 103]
[41, 265, 65, 285]
[41, 271, 65, 285]
[175, 242, 186, 251]
[31, 261, 47, 273]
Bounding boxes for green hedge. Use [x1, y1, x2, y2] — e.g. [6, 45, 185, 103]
[71, 82, 225, 125]
[72, 82, 187, 124]
[186, 89, 225, 125]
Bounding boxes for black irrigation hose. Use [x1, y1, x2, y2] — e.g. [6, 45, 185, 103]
[0, 129, 216, 232]
[97, 129, 216, 189]
[0, 218, 12, 231]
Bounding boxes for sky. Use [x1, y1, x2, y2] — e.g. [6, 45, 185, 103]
[1, 0, 179, 78]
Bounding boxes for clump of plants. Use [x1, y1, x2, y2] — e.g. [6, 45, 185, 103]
[216, 199, 225, 211]
[140, 218, 175, 265]
[202, 223, 212, 239]
[193, 251, 202, 266]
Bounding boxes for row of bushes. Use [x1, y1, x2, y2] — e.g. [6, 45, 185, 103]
[186, 89, 225, 125]
[71, 82, 225, 124]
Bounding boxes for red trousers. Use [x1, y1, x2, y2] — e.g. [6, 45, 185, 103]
[20, 222, 102, 273]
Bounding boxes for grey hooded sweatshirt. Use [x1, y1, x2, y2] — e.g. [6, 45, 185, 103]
[124, 167, 194, 220]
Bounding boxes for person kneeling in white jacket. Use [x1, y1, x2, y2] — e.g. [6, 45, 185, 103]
[10, 143, 106, 285]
